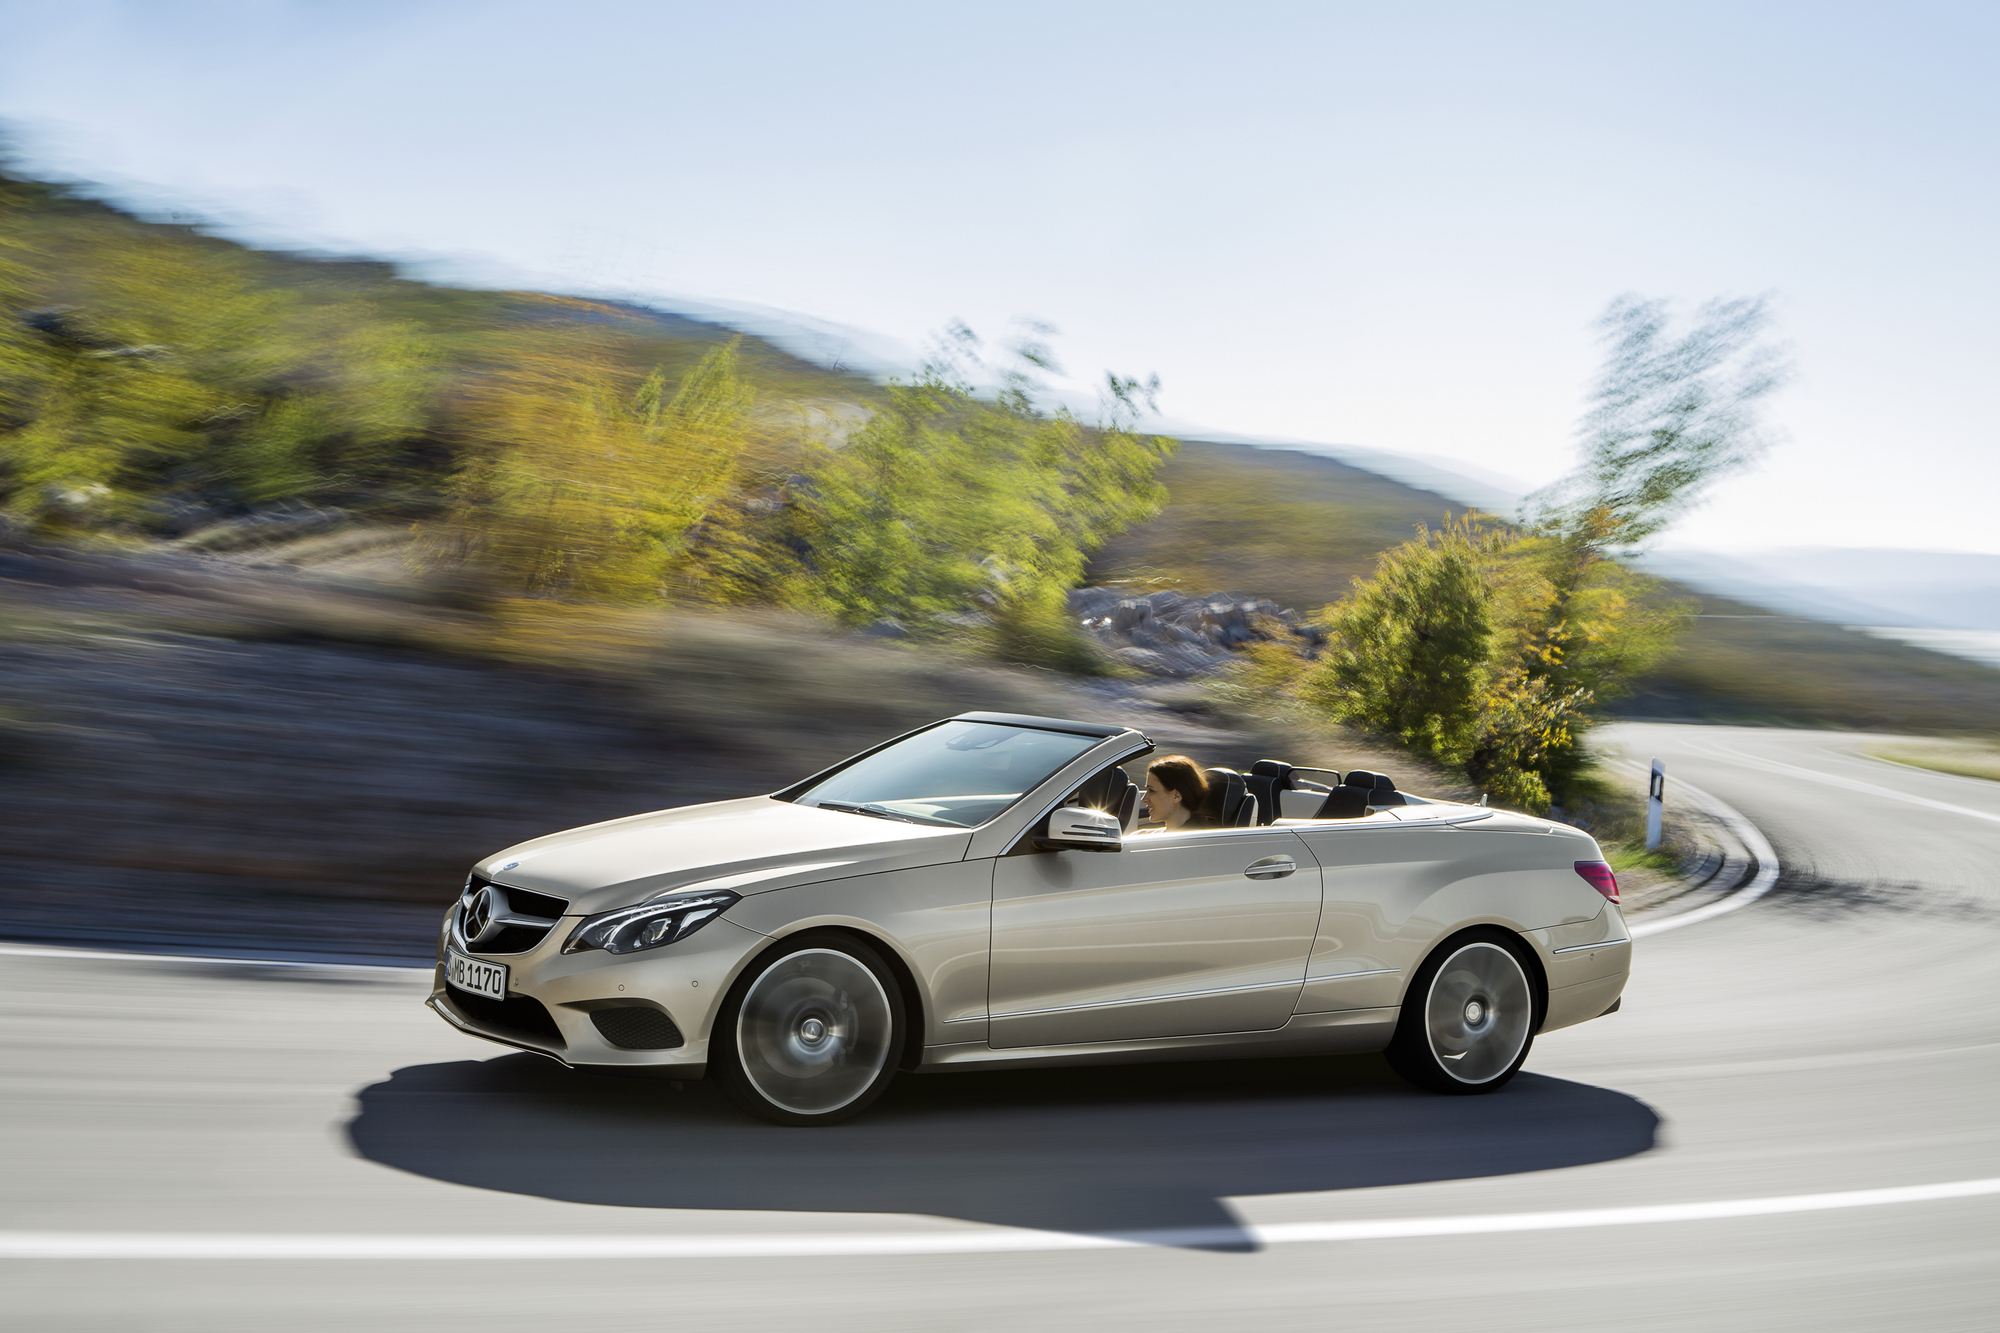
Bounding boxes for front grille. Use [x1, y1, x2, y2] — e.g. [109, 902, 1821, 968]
[478, 924, 555, 954]
[489, 881, 569, 919]
[456, 876, 571, 955]
[441, 989, 566, 1048]
[590, 1006, 686, 1050]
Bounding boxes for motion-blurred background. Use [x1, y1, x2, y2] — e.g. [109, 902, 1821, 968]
[1, 0, 1995, 947]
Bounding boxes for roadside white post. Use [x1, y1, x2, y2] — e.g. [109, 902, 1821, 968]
[1646, 759, 1665, 851]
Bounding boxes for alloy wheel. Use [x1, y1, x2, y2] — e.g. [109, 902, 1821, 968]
[734, 947, 896, 1118]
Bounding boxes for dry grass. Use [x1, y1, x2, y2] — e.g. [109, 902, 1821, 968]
[1603, 592, 2000, 735]
[1865, 739, 2000, 785]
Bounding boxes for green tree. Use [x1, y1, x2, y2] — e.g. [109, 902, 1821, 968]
[1301, 514, 1499, 768]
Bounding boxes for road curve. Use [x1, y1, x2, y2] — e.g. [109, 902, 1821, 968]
[3, 723, 1997, 1331]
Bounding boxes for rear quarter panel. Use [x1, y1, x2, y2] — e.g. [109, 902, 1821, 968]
[1292, 816, 1623, 1026]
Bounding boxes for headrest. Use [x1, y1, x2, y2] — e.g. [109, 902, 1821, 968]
[1314, 787, 1372, 820]
[1197, 768, 1251, 828]
[1342, 770, 1397, 792]
[1243, 760, 1294, 826]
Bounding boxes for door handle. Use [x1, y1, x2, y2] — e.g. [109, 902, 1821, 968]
[1244, 855, 1297, 880]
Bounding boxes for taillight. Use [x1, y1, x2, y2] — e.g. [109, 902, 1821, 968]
[1574, 860, 1619, 904]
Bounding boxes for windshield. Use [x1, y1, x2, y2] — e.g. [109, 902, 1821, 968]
[789, 721, 1103, 828]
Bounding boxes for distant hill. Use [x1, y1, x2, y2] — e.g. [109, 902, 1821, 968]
[1084, 440, 1471, 612]
[1092, 439, 2000, 736]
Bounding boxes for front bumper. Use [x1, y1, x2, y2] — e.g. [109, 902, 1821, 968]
[428, 912, 770, 1074]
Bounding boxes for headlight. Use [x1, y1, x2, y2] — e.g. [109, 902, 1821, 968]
[561, 890, 741, 956]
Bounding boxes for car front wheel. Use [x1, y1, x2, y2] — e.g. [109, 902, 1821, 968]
[712, 934, 905, 1126]
[1385, 931, 1539, 1095]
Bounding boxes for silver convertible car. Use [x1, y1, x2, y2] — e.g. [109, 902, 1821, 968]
[429, 712, 1631, 1125]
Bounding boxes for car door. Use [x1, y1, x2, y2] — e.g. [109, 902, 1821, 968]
[987, 825, 1322, 1048]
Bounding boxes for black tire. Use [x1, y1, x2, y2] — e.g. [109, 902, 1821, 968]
[1384, 928, 1541, 1095]
[711, 932, 906, 1126]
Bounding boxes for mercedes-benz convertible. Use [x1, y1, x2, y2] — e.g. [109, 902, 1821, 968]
[429, 712, 1631, 1125]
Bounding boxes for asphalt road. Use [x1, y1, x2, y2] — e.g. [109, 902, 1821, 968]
[3, 723, 1997, 1331]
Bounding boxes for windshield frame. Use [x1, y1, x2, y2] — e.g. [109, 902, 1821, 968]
[773, 715, 1131, 830]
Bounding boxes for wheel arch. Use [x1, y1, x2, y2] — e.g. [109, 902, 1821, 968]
[1399, 922, 1550, 1035]
[748, 922, 930, 1073]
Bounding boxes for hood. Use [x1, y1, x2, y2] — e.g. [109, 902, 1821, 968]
[474, 795, 973, 916]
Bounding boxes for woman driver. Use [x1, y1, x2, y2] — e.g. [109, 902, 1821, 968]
[1141, 755, 1209, 832]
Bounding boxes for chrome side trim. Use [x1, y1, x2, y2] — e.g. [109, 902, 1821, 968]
[1553, 938, 1632, 954]
[991, 977, 1301, 1020]
[1302, 967, 1399, 983]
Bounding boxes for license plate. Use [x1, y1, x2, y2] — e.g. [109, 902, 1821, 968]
[446, 948, 507, 1000]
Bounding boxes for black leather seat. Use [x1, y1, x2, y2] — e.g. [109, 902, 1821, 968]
[1072, 765, 1141, 831]
[1197, 768, 1258, 828]
[1335, 770, 1405, 809]
[1244, 760, 1294, 827]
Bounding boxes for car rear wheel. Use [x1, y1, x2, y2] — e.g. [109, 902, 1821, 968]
[712, 934, 905, 1126]
[1385, 931, 1539, 1095]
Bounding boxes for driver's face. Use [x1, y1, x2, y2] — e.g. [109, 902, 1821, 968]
[1143, 776, 1180, 815]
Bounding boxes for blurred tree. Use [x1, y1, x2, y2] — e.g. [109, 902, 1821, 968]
[1510, 294, 1789, 796]
[781, 329, 1175, 667]
[0, 189, 440, 529]
[438, 337, 753, 600]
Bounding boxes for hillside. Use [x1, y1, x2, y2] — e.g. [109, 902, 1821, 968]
[1, 167, 876, 535]
[1085, 440, 1472, 611]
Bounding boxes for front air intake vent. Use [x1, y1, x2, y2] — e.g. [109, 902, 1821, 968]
[590, 1006, 686, 1050]
[442, 991, 566, 1049]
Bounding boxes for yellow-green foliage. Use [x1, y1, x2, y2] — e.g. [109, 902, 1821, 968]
[1294, 512, 1687, 812]
[679, 359, 1176, 662]
[0, 175, 439, 527]
[437, 338, 752, 600]
[0, 165, 856, 542]
[785, 369, 1175, 629]
[0, 165, 1172, 670]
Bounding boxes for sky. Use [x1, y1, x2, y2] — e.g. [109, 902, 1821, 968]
[2, 0, 1996, 555]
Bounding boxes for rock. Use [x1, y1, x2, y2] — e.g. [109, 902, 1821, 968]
[1065, 585, 1316, 678]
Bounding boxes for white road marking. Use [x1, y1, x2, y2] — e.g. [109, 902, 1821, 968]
[1626, 772, 1782, 939]
[4, 1178, 1996, 1259]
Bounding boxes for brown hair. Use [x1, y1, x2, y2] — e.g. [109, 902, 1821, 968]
[1147, 755, 1208, 819]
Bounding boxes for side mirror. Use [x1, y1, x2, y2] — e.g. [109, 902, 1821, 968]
[1035, 805, 1123, 853]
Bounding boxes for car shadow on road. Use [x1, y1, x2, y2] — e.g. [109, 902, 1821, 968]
[345, 1053, 1658, 1249]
